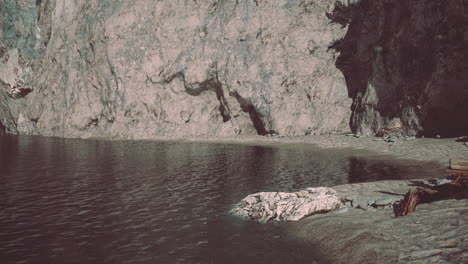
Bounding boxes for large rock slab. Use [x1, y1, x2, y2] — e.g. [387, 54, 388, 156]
[230, 187, 341, 223]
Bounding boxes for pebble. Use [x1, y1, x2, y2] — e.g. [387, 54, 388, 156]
[435, 178, 452, 186]
[352, 197, 369, 210]
[464, 142, 468, 146]
[435, 135, 441, 139]
[334, 207, 350, 214]
[374, 197, 395, 206]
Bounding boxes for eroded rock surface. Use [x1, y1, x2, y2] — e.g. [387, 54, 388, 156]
[0, 91, 17, 135]
[0, 0, 466, 138]
[0, 0, 351, 138]
[230, 187, 341, 223]
[16, 113, 37, 135]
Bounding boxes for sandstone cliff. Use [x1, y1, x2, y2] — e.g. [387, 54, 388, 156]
[0, 0, 466, 138]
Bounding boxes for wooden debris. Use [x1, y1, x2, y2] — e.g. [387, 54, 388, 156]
[449, 159, 468, 171]
[395, 174, 468, 217]
[446, 169, 468, 176]
[394, 189, 423, 217]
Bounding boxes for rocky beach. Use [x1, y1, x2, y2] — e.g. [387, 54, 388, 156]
[221, 134, 468, 264]
[287, 179, 467, 264]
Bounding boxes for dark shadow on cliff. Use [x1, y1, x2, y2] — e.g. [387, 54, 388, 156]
[0, 122, 5, 135]
[328, 0, 468, 137]
[230, 91, 269, 135]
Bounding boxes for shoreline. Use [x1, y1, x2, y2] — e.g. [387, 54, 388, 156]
[176, 133, 465, 263]
[284, 179, 467, 264]
[71, 133, 468, 263]
[84, 133, 468, 165]
[8, 133, 468, 263]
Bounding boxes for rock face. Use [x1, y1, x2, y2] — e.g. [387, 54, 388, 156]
[376, 118, 402, 137]
[0, 0, 467, 138]
[16, 113, 37, 135]
[230, 187, 341, 223]
[328, 0, 468, 137]
[0, 0, 351, 138]
[0, 90, 17, 135]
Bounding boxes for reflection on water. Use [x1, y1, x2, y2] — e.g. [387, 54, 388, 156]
[0, 136, 443, 264]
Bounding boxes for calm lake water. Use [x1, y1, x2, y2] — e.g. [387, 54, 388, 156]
[0, 136, 444, 264]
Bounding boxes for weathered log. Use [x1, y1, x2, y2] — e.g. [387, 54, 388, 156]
[394, 189, 422, 217]
[450, 164, 468, 170]
[450, 165, 468, 171]
[449, 159, 468, 170]
[447, 169, 468, 177]
[450, 158, 468, 166]
[450, 174, 468, 186]
[395, 175, 467, 217]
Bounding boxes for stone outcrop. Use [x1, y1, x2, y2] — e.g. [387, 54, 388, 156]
[230, 187, 341, 222]
[0, 90, 17, 135]
[0, 0, 467, 138]
[0, 46, 33, 99]
[16, 113, 37, 135]
[375, 118, 402, 137]
[328, 0, 468, 137]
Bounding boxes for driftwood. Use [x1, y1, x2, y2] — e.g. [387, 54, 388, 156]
[447, 158, 468, 177]
[449, 158, 468, 171]
[446, 169, 468, 177]
[395, 174, 468, 217]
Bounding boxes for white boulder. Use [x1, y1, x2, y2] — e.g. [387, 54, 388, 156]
[230, 187, 341, 223]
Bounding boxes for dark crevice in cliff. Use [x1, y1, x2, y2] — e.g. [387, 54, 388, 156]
[0, 90, 18, 134]
[230, 91, 268, 135]
[328, 0, 468, 137]
[156, 72, 232, 123]
[183, 78, 232, 123]
[0, 121, 5, 135]
[212, 69, 232, 123]
[38, 0, 53, 47]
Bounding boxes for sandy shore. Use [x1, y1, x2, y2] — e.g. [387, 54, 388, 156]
[94, 132, 468, 263]
[184, 134, 466, 264]
[151, 134, 468, 165]
[281, 179, 467, 264]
